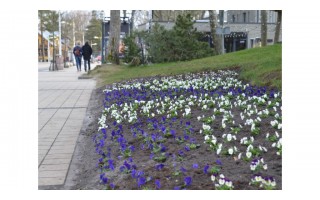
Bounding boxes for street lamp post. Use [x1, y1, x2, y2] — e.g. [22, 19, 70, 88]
[58, 11, 62, 56]
[100, 11, 105, 63]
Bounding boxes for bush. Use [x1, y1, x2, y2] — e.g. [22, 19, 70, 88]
[144, 14, 213, 63]
[123, 33, 141, 64]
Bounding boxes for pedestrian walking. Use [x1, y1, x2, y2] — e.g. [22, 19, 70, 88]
[73, 41, 82, 72]
[82, 41, 93, 72]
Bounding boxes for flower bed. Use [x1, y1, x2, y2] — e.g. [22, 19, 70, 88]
[93, 70, 282, 190]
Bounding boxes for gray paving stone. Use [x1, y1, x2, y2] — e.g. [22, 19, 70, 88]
[39, 169, 68, 178]
[44, 153, 73, 160]
[39, 164, 69, 171]
[38, 64, 96, 187]
[38, 177, 65, 186]
[42, 158, 71, 165]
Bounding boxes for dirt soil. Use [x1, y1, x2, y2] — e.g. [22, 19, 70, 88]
[61, 73, 282, 190]
[63, 86, 106, 190]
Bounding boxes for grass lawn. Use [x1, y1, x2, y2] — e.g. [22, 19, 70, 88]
[89, 44, 281, 90]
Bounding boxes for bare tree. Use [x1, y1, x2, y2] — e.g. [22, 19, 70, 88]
[208, 10, 220, 55]
[108, 10, 121, 64]
[261, 10, 268, 46]
[130, 10, 136, 33]
[71, 11, 91, 45]
[274, 10, 282, 43]
[152, 10, 205, 22]
[133, 10, 149, 27]
[38, 10, 47, 62]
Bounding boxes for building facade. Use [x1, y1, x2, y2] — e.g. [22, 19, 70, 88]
[138, 10, 282, 53]
[38, 31, 71, 62]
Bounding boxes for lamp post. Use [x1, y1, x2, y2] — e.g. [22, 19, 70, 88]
[100, 11, 105, 63]
[58, 11, 62, 56]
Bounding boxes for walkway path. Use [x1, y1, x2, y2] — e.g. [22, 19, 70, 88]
[38, 63, 96, 187]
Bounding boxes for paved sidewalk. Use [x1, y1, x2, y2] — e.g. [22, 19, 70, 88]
[38, 63, 96, 187]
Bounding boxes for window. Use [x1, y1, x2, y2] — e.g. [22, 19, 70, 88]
[232, 15, 235, 23]
[243, 12, 246, 23]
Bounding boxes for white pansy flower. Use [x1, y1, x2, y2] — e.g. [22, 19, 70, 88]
[234, 146, 238, 152]
[270, 120, 278, 127]
[246, 152, 252, 158]
[255, 176, 262, 182]
[228, 148, 234, 155]
[251, 123, 256, 131]
[217, 148, 221, 155]
[211, 138, 217, 145]
[222, 123, 226, 129]
[225, 181, 233, 188]
[219, 178, 226, 185]
[227, 134, 232, 141]
[263, 164, 268, 170]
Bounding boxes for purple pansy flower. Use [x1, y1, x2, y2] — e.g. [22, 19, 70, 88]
[184, 176, 192, 186]
[155, 179, 161, 189]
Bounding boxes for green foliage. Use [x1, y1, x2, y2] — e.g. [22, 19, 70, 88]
[41, 10, 59, 33]
[123, 33, 141, 65]
[85, 17, 102, 52]
[144, 14, 213, 63]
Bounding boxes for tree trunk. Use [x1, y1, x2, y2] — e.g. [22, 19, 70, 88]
[208, 10, 220, 55]
[108, 10, 121, 64]
[130, 10, 136, 35]
[39, 11, 45, 62]
[261, 10, 268, 47]
[274, 10, 282, 43]
[41, 26, 45, 62]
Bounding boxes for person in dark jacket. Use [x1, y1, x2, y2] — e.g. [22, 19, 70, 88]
[73, 41, 82, 72]
[82, 41, 93, 72]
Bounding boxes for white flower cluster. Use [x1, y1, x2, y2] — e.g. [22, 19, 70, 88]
[98, 113, 108, 131]
[202, 124, 212, 135]
[272, 138, 282, 155]
[250, 158, 268, 171]
[240, 136, 254, 146]
[222, 133, 237, 142]
[250, 175, 276, 189]
[211, 174, 234, 190]
[270, 119, 282, 130]
[227, 146, 238, 155]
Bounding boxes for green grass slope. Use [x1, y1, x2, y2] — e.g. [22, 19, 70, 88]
[91, 44, 282, 89]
